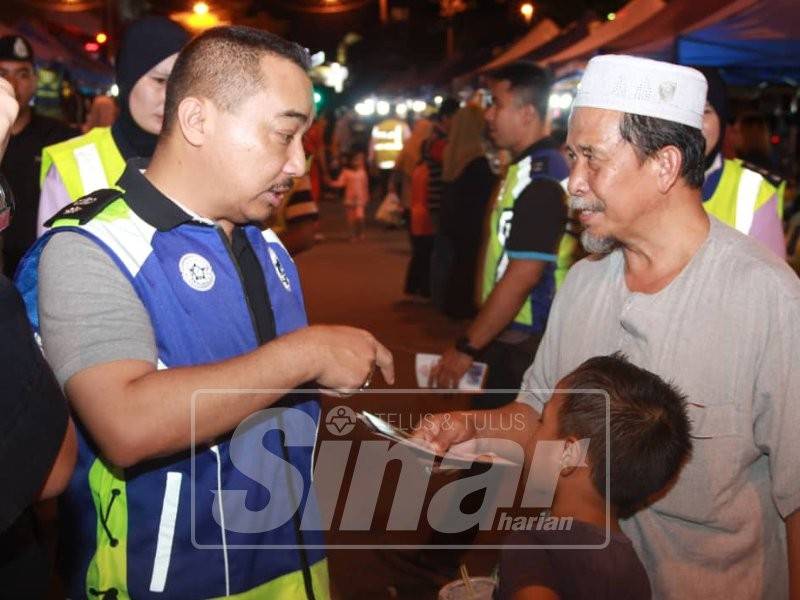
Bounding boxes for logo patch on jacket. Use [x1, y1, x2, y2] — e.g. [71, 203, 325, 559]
[268, 247, 291, 291]
[179, 253, 216, 292]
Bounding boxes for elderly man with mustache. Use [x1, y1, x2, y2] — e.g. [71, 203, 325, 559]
[416, 55, 800, 599]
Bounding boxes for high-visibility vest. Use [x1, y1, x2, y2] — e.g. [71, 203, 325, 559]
[17, 182, 328, 600]
[553, 175, 583, 290]
[40, 127, 126, 201]
[703, 158, 785, 234]
[371, 119, 406, 170]
[481, 146, 568, 334]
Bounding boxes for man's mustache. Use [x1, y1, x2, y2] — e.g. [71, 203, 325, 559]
[268, 179, 294, 194]
[568, 196, 605, 212]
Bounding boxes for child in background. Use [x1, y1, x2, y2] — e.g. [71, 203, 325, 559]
[328, 148, 370, 241]
[496, 353, 692, 600]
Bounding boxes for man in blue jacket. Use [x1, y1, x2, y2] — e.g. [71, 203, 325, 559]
[17, 26, 393, 599]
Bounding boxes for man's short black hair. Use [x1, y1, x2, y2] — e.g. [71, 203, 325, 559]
[618, 113, 706, 189]
[556, 353, 692, 518]
[162, 25, 310, 135]
[486, 61, 553, 120]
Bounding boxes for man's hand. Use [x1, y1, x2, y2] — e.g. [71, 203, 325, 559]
[410, 411, 476, 455]
[0, 78, 19, 157]
[298, 325, 395, 394]
[63, 324, 394, 469]
[429, 346, 473, 389]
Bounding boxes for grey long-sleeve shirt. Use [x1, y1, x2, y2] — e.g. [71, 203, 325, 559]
[519, 216, 800, 599]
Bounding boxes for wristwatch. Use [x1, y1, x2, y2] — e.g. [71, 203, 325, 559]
[454, 336, 481, 359]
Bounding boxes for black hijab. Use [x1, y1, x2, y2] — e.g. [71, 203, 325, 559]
[111, 17, 189, 160]
[696, 67, 729, 171]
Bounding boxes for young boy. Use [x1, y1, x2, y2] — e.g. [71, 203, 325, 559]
[496, 353, 692, 600]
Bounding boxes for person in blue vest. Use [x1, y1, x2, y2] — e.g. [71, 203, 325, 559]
[430, 62, 568, 408]
[16, 26, 394, 599]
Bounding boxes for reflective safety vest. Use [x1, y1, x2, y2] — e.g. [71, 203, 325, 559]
[481, 146, 568, 334]
[40, 127, 126, 201]
[554, 211, 582, 289]
[16, 193, 328, 599]
[553, 174, 583, 290]
[703, 157, 785, 234]
[371, 118, 407, 170]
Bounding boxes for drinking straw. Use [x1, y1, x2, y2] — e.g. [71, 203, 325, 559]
[459, 564, 476, 599]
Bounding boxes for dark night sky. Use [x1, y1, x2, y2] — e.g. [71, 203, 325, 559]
[256, 0, 629, 98]
[4, 0, 628, 97]
[138, 0, 628, 96]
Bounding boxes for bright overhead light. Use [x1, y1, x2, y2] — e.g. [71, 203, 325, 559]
[607, 12, 616, 21]
[376, 100, 390, 116]
[412, 100, 427, 113]
[355, 99, 375, 117]
[310, 51, 325, 67]
[434, 95, 443, 106]
[520, 2, 534, 23]
[323, 62, 349, 93]
[193, 2, 210, 15]
[396, 103, 408, 117]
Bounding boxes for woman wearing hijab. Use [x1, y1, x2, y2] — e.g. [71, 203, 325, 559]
[36, 16, 189, 234]
[698, 67, 785, 258]
[440, 105, 496, 318]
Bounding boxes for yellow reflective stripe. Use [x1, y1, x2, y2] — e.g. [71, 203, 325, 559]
[704, 159, 740, 227]
[211, 559, 331, 600]
[86, 459, 129, 599]
[705, 159, 784, 234]
[41, 128, 126, 201]
[555, 233, 579, 289]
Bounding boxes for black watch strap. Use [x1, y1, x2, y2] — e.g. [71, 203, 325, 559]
[455, 336, 481, 359]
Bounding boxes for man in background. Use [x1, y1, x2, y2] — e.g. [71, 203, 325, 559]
[0, 35, 76, 276]
[432, 62, 568, 408]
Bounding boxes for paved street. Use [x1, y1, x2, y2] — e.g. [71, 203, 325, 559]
[295, 200, 499, 599]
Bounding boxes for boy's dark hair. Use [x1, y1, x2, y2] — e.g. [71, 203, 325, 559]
[557, 353, 692, 517]
[163, 26, 310, 135]
[486, 61, 553, 120]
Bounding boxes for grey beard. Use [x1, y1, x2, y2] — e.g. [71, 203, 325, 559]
[569, 196, 617, 254]
[580, 229, 618, 254]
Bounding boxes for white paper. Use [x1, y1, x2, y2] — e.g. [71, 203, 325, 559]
[415, 353, 488, 390]
[358, 411, 518, 466]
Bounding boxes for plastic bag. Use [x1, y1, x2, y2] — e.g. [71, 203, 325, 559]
[374, 191, 404, 226]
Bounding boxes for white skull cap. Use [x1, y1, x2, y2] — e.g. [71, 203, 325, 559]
[573, 55, 707, 129]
